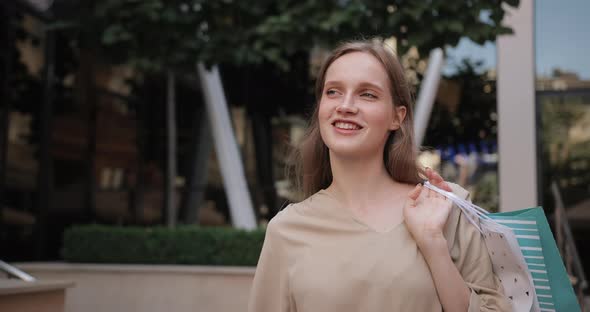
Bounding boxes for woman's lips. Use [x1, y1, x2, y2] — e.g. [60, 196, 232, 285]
[332, 121, 363, 135]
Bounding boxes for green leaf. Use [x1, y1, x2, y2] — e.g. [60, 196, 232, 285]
[447, 21, 464, 33]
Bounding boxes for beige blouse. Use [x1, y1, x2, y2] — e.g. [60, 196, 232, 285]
[248, 183, 511, 311]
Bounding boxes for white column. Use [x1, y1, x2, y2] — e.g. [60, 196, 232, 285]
[414, 48, 444, 146]
[197, 64, 257, 230]
[497, 0, 538, 212]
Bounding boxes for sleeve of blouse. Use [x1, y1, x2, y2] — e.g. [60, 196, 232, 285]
[444, 184, 512, 312]
[248, 212, 293, 312]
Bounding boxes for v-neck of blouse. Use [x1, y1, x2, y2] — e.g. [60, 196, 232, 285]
[316, 189, 406, 234]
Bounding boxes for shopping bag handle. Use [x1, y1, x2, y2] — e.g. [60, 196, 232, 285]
[423, 182, 503, 233]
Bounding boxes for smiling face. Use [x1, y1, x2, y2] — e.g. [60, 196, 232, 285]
[318, 52, 406, 159]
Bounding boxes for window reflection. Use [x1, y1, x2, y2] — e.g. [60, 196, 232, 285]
[535, 0, 590, 212]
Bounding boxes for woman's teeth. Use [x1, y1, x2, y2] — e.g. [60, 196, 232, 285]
[334, 122, 360, 130]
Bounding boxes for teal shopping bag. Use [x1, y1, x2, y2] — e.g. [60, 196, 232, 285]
[490, 207, 580, 312]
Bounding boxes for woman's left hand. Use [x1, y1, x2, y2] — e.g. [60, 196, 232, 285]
[403, 184, 453, 251]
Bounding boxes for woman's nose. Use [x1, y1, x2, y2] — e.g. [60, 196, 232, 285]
[336, 95, 359, 114]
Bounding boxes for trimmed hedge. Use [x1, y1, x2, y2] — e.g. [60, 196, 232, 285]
[62, 225, 266, 266]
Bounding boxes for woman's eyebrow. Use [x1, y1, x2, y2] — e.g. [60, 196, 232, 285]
[324, 80, 343, 87]
[324, 80, 385, 92]
[358, 82, 385, 92]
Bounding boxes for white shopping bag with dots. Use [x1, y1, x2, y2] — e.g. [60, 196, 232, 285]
[425, 182, 540, 312]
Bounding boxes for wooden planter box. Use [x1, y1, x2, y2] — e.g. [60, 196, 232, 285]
[15, 263, 255, 312]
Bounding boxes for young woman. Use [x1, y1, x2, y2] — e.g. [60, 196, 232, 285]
[249, 40, 509, 312]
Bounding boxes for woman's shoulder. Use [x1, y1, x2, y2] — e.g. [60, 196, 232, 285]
[443, 182, 472, 226]
[446, 182, 470, 200]
[266, 203, 299, 234]
[278, 190, 335, 217]
[265, 190, 337, 238]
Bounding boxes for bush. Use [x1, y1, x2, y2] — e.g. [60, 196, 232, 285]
[62, 225, 266, 266]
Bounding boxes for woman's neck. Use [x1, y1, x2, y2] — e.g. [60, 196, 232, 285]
[326, 150, 404, 212]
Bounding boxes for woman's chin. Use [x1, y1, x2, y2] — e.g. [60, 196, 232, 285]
[326, 142, 375, 159]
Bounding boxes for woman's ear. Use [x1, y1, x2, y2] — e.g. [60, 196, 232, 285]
[390, 106, 407, 130]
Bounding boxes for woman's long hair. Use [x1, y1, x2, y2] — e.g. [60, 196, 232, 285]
[289, 39, 424, 199]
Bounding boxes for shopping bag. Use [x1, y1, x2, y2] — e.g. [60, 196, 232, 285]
[479, 217, 540, 311]
[424, 182, 581, 312]
[491, 208, 580, 312]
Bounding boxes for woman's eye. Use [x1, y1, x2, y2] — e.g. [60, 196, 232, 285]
[361, 92, 377, 99]
[326, 90, 338, 96]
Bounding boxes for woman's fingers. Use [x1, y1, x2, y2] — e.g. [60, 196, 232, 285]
[426, 168, 452, 192]
[428, 168, 444, 185]
[409, 184, 422, 200]
[406, 184, 422, 208]
[408, 184, 422, 201]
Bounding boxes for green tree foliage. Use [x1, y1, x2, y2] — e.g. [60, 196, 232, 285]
[52, 0, 519, 72]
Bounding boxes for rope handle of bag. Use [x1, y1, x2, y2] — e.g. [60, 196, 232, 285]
[423, 182, 505, 234]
